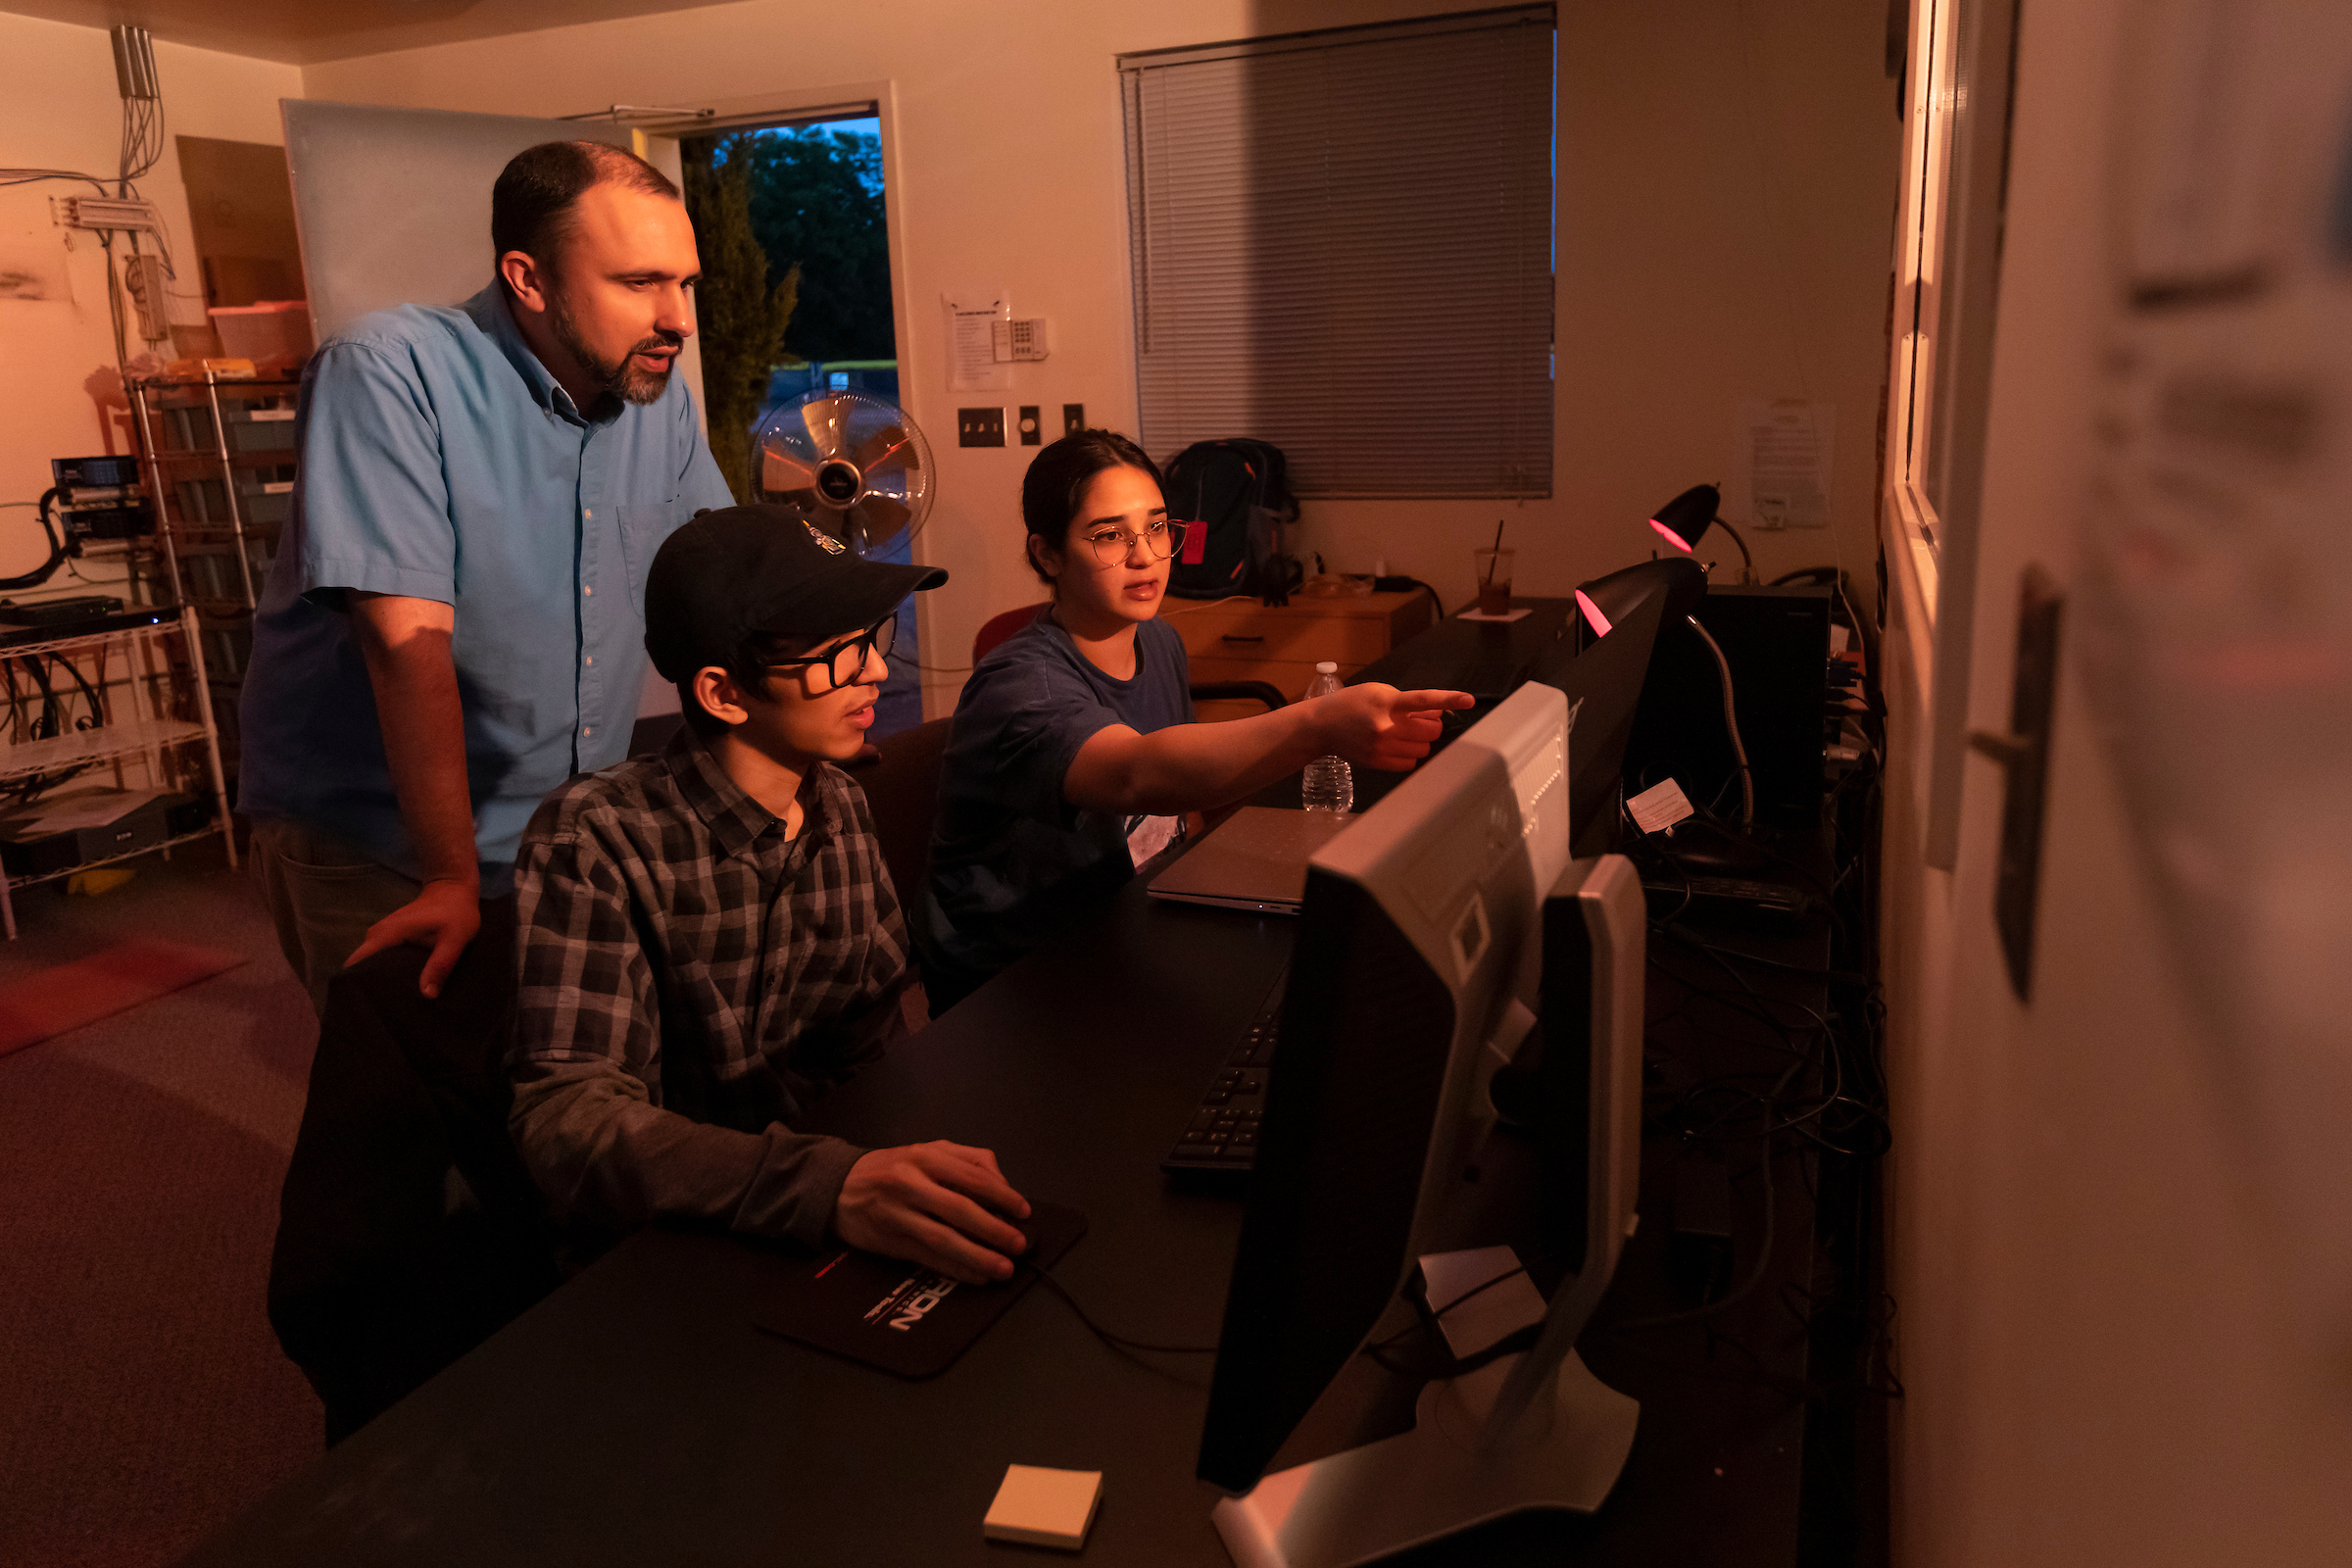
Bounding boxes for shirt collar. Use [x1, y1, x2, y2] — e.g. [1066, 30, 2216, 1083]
[661, 725, 845, 863]
[464, 281, 609, 427]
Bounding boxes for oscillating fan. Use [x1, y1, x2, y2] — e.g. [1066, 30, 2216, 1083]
[752, 390, 934, 557]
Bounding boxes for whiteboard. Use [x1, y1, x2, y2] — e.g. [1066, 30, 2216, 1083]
[280, 99, 632, 341]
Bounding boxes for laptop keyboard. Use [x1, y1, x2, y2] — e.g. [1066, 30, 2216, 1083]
[1160, 964, 1287, 1173]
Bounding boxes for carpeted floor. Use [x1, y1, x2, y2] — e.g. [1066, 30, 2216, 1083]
[0, 839, 325, 1568]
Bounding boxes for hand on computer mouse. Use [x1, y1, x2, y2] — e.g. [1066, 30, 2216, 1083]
[1313, 684, 1476, 771]
[835, 1141, 1034, 1285]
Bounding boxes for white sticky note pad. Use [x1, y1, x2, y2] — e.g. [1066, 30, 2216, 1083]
[1627, 777, 1696, 835]
[1418, 1245, 1547, 1360]
[983, 1465, 1102, 1550]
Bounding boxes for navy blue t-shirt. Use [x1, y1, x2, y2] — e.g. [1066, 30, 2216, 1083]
[917, 612, 1193, 1009]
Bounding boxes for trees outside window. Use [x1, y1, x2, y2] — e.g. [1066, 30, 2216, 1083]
[682, 134, 799, 503]
[736, 124, 894, 365]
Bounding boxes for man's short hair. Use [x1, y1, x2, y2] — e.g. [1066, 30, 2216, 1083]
[491, 140, 680, 271]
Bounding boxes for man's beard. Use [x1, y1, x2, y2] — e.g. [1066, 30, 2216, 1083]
[548, 292, 680, 407]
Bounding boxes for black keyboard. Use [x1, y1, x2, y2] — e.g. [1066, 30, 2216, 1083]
[1160, 965, 1287, 1173]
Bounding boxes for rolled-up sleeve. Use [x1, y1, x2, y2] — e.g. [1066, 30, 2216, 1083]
[294, 341, 459, 605]
[510, 817, 867, 1248]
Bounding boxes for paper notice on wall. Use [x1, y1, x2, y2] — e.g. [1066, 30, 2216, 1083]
[1739, 399, 1835, 529]
[943, 288, 1012, 393]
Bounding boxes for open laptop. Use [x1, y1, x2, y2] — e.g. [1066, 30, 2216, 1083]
[1145, 807, 1354, 914]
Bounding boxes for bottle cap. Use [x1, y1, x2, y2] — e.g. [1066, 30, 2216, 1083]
[1315, 661, 1337, 673]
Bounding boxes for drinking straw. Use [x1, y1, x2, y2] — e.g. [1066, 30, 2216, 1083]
[1483, 517, 1506, 583]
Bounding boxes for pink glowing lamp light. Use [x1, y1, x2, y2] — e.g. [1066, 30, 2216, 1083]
[1575, 588, 1613, 638]
[1649, 517, 1696, 552]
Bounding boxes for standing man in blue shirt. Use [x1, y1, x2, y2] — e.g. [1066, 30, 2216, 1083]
[240, 141, 738, 1010]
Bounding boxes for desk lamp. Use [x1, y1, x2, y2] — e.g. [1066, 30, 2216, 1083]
[1646, 483, 1756, 585]
[1574, 556, 1754, 830]
[1574, 556, 1705, 643]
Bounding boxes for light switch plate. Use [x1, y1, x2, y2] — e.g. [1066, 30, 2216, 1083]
[957, 408, 1006, 448]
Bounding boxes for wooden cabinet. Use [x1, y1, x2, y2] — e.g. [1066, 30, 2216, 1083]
[1166, 590, 1437, 710]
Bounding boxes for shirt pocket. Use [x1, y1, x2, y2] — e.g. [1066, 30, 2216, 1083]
[615, 500, 684, 614]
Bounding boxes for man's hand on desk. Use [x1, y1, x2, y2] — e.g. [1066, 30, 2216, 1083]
[1312, 684, 1474, 771]
[835, 1141, 1033, 1286]
[344, 876, 482, 1000]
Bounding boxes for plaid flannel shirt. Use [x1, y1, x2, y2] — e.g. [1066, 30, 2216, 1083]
[509, 726, 913, 1250]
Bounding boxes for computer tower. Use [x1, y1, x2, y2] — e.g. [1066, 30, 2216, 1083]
[1620, 584, 1834, 825]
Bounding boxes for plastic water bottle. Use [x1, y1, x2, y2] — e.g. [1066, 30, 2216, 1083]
[1300, 662, 1354, 815]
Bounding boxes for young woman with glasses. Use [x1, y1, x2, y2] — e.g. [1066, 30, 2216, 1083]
[915, 429, 1470, 1013]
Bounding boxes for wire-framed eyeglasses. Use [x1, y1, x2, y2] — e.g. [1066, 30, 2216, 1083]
[1081, 517, 1192, 567]
[763, 614, 898, 692]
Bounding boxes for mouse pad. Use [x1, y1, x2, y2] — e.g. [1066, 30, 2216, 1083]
[754, 1202, 1088, 1378]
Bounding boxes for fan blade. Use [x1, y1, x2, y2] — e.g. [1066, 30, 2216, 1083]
[851, 492, 913, 552]
[854, 423, 918, 473]
[801, 396, 851, 461]
[760, 447, 817, 497]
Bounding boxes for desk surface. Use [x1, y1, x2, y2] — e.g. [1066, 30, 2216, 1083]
[185, 857, 1833, 1568]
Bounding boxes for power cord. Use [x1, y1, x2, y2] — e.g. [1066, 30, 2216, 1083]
[1023, 1259, 1217, 1357]
[0, 491, 71, 592]
[1361, 1264, 1536, 1378]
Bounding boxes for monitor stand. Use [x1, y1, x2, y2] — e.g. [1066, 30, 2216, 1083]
[1209, 1349, 1639, 1568]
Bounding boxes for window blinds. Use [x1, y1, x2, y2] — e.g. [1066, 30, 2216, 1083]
[1120, 8, 1555, 498]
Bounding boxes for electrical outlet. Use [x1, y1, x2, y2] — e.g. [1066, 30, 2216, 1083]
[1062, 403, 1086, 437]
[1018, 406, 1042, 446]
[957, 408, 1006, 448]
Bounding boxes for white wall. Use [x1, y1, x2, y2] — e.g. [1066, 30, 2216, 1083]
[0, 14, 303, 598]
[297, 0, 1899, 705]
[1876, 0, 2352, 1559]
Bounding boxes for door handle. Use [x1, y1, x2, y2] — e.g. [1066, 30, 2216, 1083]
[1972, 564, 2064, 1002]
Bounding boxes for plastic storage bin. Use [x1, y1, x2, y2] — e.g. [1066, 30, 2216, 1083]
[208, 301, 315, 364]
[220, 405, 298, 459]
[175, 473, 293, 527]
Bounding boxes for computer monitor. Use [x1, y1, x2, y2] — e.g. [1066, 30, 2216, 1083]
[1198, 685, 1647, 1568]
[1526, 581, 1674, 858]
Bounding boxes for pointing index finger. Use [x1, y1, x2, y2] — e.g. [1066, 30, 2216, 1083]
[1394, 688, 1475, 711]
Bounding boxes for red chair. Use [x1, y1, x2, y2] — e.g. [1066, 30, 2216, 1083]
[969, 602, 1288, 716]
[973, 602, 1049, 662]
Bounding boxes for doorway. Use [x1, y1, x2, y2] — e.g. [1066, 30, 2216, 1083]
[679, 116, 922, 739]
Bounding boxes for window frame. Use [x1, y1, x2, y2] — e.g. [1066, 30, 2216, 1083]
[1884, 0, 2021, 866]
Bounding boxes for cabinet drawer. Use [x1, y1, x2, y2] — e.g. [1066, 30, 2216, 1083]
[1171, 610, 1389, 667]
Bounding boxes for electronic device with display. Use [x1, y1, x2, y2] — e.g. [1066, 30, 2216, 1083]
[1199, 684, 1646, 1568]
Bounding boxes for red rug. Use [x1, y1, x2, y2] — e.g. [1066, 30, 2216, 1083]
[0, 938, 248, 1058]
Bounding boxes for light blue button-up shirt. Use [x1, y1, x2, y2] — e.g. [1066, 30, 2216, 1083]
[239, 282, 736, 891]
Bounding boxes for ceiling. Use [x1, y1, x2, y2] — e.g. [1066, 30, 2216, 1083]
[5, 0, 731, 65]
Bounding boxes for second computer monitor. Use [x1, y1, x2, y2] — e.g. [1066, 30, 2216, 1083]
[1199, 684, 1573, 1489]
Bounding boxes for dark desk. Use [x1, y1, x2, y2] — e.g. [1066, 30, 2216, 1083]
[185, 858, 1837, 1567]
[1356, 595, 1576, 703]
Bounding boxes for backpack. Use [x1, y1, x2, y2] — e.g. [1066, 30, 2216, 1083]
[1163, 439, 1301, 603]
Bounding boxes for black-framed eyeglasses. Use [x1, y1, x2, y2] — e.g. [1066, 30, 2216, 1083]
[1082, 517, 1191, 567]
[764, 613, 898, 692]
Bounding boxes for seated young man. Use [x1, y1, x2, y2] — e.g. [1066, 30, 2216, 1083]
[509, 505, 1031, 1286]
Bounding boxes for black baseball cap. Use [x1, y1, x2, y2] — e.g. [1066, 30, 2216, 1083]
[644, 504, 946, 682]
